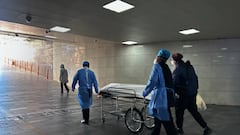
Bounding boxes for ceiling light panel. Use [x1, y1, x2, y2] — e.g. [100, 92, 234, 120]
[103, 0, 135, 13]
[122, 41, 138, 45]
[183, 45, 193, 48]
[179, 29, 200, 35]
[50, 26, 71, 32]
[221, 48, 228, 50]
[45, 35, 57, 39]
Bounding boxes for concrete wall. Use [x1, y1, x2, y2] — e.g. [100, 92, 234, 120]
[53, 37, 240, 106]
[2, 33, 238, 105]
[166, 39, 240, 106]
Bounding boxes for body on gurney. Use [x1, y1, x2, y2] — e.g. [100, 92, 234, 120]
[99, 83, 154, 133]
[99, 83, 151, 100]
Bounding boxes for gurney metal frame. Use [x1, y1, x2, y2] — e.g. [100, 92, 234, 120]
[100, 87, 154, 133]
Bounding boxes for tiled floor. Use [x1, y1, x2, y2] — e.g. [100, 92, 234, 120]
[0, 65, 239, 135]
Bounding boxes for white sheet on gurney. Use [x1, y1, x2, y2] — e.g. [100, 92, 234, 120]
[100, 83, 151, 100]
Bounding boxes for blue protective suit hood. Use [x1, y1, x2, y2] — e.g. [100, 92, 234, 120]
[82, 61, 90, 67]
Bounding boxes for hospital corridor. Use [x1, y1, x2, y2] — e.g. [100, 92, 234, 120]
[0, 65, 239, 135]
[1, 0, 240, 135]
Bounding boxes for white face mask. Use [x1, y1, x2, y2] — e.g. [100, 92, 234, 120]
[153, 58, 158, 64]
[170, 59, 175, 65]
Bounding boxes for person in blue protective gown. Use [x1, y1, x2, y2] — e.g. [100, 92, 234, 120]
[142, 49, 177, 135]
[72, 61, 99, 125]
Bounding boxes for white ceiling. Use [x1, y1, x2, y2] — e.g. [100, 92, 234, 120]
[0, 0, 240, 44]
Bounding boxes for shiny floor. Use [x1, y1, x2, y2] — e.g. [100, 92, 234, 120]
[0, 65, 239, 135]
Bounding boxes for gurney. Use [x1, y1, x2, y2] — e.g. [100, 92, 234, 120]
[99, 83, 154, 133]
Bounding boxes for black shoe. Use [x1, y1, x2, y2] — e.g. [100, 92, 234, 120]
[203, 127, 212, 135]
[177, 128, 184, 135]
[67, 89, 69, 93]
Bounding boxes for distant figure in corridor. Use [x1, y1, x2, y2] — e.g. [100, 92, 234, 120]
[171, 53, 212, 135]
[142, 49, 177, 135]
[59, 64, 69, 94]
[72, 61, 99, 125]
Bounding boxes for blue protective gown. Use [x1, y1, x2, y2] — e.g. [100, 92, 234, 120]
[142, 64, 170, 121]
[72, 67, 98, 109]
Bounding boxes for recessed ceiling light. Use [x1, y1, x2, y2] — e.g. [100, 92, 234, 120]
[122, 41, 138, 45]
[179, 29, 200, 35]
[221, 47, 228, 50]
[183, 45, 193, 48]
[50, 26, 71, 32]
[103, 0, 135, 13]
[217, 55, 224, 58]
[45, 35, 57, 39]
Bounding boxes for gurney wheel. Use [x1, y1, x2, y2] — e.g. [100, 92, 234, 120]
[125, 107, 143, 133]
[141, 105, 155, 129]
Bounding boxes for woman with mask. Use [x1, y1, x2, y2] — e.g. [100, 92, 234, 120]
[171, 53, 212, 135]
[142, 49, 177, 135]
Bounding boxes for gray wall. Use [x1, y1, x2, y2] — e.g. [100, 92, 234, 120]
[166, 39, 240, 106]
[1, 34, 239, 105]
[53, 37, 240, 106]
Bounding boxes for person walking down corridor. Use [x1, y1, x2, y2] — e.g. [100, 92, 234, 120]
[72, 61, 99, 125]
[59, 64, 69, 94]
[142, 49, 177, 135]
[171, 53, 212, 135]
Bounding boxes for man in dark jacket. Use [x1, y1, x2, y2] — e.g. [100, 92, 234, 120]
[171, 53, 212, 135]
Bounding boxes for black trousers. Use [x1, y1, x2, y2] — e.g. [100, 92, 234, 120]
[175, 95, 207, 129]
[60, 82, 69, 92]
[82, 108, 90, 123]
[151, 108, 177, 135]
